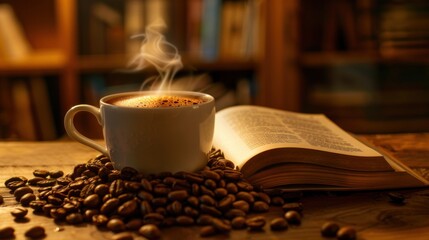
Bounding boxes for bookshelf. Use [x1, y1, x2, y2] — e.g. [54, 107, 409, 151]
[1, 0, 428, 140]
[267, 0, 429, 133]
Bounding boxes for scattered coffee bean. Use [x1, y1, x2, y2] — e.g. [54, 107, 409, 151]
[33, 169, 50, 178]
[231, 216, 247, 229]
[176, 215, 194, 226]
[246, 216, 266, 230]
[0, 194, 3, 204]
[49, 170, 64, 178]
[211, 217, 231, 232]
[321, 221, 340, 237]
[25, 226, 46, 239]
[253, 201, 270, 212]
[270, 217, 288, 231]
[284, 210, 301, 225]
[13, 186, 34, 201]
[20, 193, 36, 206]
[3, 149, 286, 238]
[107, 218, 126, 232]
[337, 226, 357, 240]
[0, 226, 15, 239]
[66, 213, 84, 225]
[11, 207, 28, 219]
[138, 224, 161, 239]
[200, 225, 217, 237]
[282, 202, 303, 213]
[28, 177, 46, 186]
[111, 232, 134, 240]
[125, 218, 143, 231]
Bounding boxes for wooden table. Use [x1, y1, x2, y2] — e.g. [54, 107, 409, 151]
[1, 134, 429, 240]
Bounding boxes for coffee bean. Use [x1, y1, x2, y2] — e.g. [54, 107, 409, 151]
[270, 217, 288, 231]
[110, 179, 125, 196]
[0, 195, 3, 204]
[11, 207, 28, 219]
[138, 224, 161, 239]
[111, 232, 134, 240]
[183, 206, 199, 218]
[154, 184, 171, 196]
[236, 191, 254, 204]
[92, 214, 109, 226]
[28, 177, 46, 186]
[49, 170, 64, 178]
[14, 186, 34, 201]
[66, 213, 84, 225]
[37, 178, 57, 187]
[0, 226, 15, 239]
[224, 209, 246, 219]
[47, 195, 63, 205]
[118, 199, 138, 217]
[232, 200, 249, 213]
[94, 184, 109, 196]
[20, 193, 36, 206]
[25, 226, 46, 239]
[201, 170, 221, 181]
[200, 204, 222, 217]
[211, 217, 231, 232]
[101, 198, 120, 215]
[204, 179, 217, 189]
[125, 218, 143, 230]
[284, 210, 301, 225]
[56, 176, 72, 186]
[176, 215, 194, 226]
[196, 214, 213, 226]
[337, 226, 357, 240]
[252, 201, 269, 212]
[200, 225, 217, 237]
[82, 193, 99, 208]
[282, 202, 303, 213]
[218, 195, 234, 211]
[33, 169, 50, 178]
[246, 216, 266, 230]
[321, 221, 340, 237]
[199, 195, 216, 206]
[168, 190, 189, 201]
[6, 179, 27, 191]
[271, 196, 285, 206]
[236, 181, 253, 191]
[143, 213, 164, 226]
[50, 207, 67, 220]
[214, 188, 228, 198]
[107, 218, 126, 232]
[29, 200, 47, 212]
[231, 216, 247, 229]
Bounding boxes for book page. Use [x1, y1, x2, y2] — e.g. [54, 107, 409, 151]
[213, 105, 382, 167]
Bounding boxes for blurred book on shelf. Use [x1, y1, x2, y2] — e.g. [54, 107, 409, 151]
[376, 0, 429, 58]
[78, 0, 263, 61]
[0, 4, 31, 61]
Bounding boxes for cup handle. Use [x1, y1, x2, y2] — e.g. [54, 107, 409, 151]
[64, 104, 109, 157]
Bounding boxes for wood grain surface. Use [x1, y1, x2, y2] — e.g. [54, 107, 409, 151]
[1, 134, 429, 240]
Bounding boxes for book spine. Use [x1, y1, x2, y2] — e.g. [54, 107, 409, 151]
[0, 4, 31, 60]
[186, 0, 203, 57]
[200, 0, 222, 60]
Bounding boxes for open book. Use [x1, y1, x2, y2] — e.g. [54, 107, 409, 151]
[213, 105, 429, 190]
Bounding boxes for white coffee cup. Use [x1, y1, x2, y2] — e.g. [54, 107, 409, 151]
[64, 91, 215, 174]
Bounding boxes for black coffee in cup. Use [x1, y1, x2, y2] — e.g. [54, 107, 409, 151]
[108, 94, 206, 108]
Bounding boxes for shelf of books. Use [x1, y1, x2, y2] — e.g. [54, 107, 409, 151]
[297, 0, 429, 133]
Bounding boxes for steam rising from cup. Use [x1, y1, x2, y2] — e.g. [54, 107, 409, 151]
[127, 19, 183, 92]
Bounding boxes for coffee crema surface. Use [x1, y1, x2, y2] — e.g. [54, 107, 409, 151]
[109, 95, 206, 108]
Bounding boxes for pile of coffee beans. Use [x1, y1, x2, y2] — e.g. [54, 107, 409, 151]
[3, 149, 356, 239]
